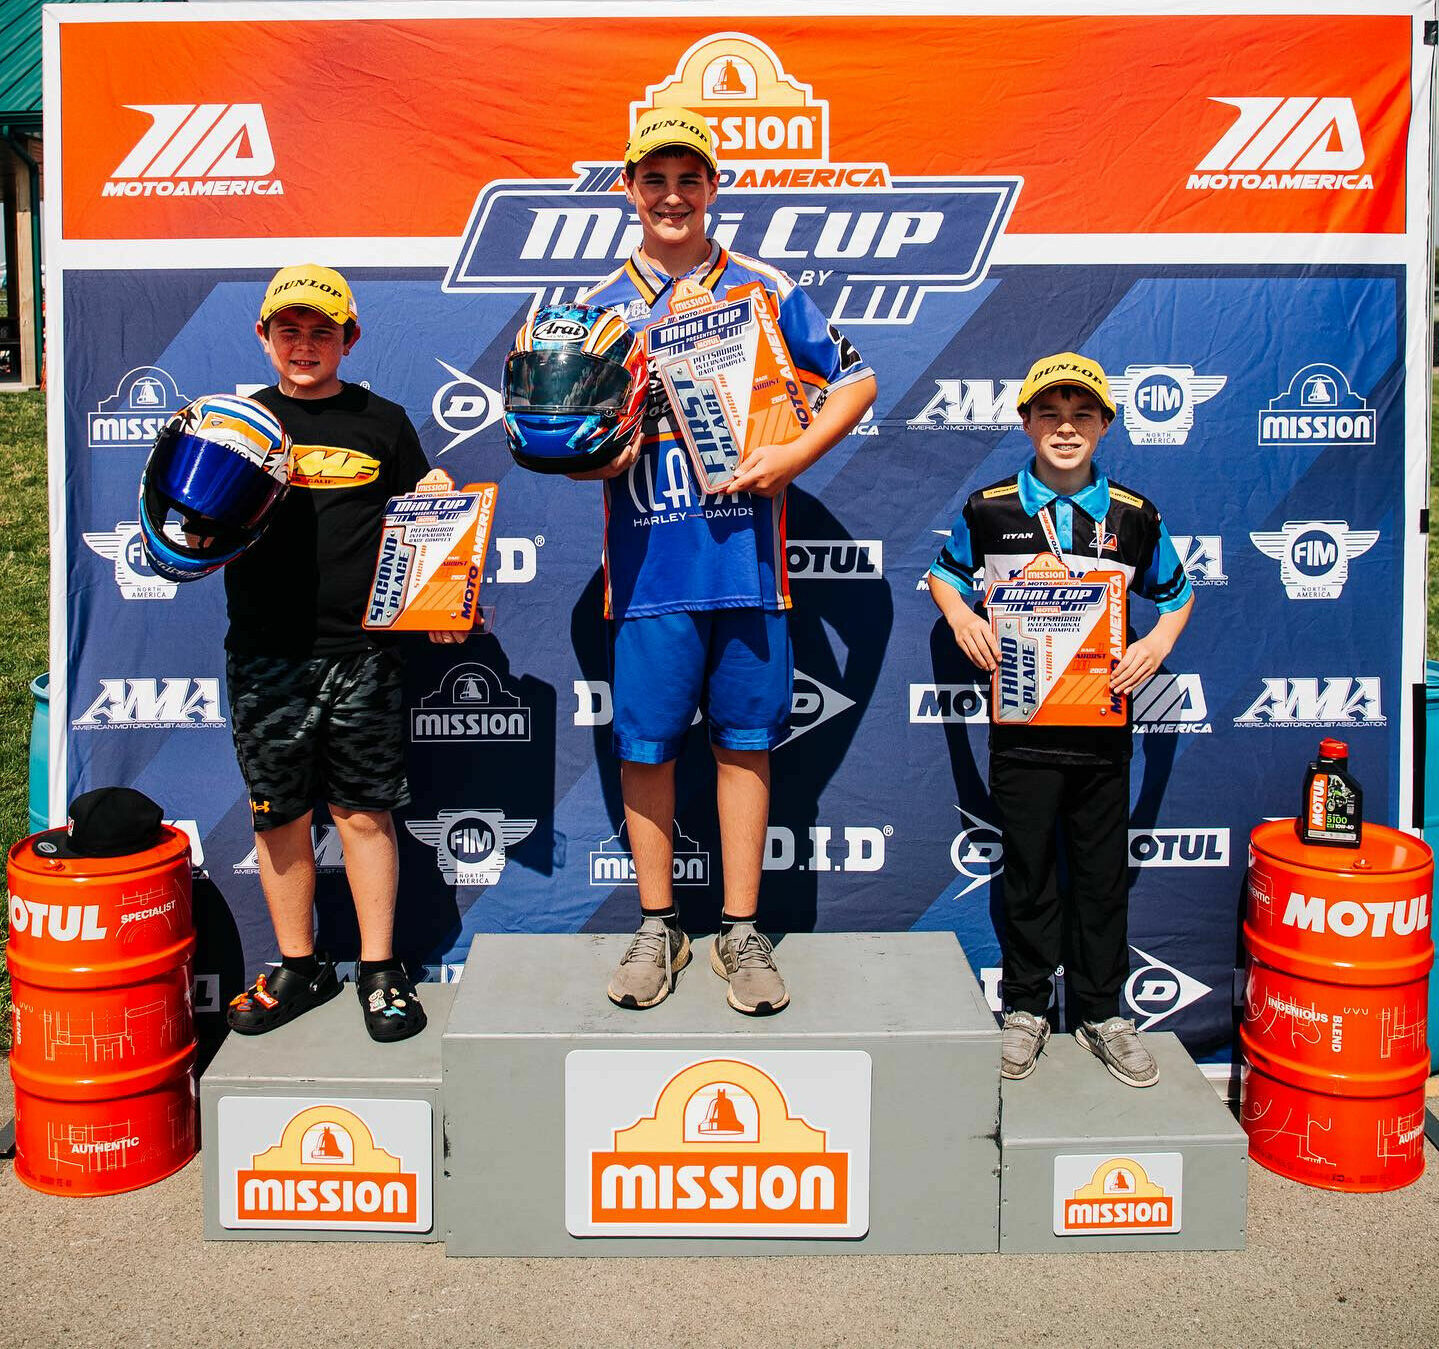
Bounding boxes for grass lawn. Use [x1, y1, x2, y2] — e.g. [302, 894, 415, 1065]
[0, 385, 1436, 1053]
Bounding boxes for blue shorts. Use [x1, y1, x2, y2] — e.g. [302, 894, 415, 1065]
[611, 609, 792, 763]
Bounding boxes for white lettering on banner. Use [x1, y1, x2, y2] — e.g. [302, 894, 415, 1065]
[573, 680, 613, 728]
[72, 678, 225, 729]
[910, 683, 989, 724]
[1109, 366, 1226, 445]
[1258, 365, 1376, 447]
[1234, 678, 1384, 727]
[785, 540, 883, 579]
[8, 895, 108, 941]
[83, 521, 181, 601]
[763, 826, 889, 873]
[1170, 535, 1228, 586]
[1132, 674, 1211, 735]
[591, 822, 709, 887]
[492, 537, 539, 585]
[1280, 892, 1429, 938]
[1249, 521, 1378, 601]
[907, 379, 1023, 429]
[1197, 97, 1366, 174]
[1128, 830, 1230, 868]
[106, 104, 283, 200]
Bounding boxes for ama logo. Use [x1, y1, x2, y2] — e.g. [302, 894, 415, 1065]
[1258, 364, 1375, 447]
[445, 33, 1019, 326]
[1249, 521, 1378, 601]
[1109, 366, 1226, 445]
[1235, 678, 1383, 728]
[1169, 535, 1228, 587]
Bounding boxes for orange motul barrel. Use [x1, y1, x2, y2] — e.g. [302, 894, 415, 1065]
[6, 825, 198, 1195]
[1242, 820, 1432, 1192]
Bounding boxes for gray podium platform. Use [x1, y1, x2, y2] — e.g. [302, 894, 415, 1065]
[998, 1033, 1247, 1252]
[200, 984, 455, 1242]
[442, 932, 1001, 1256]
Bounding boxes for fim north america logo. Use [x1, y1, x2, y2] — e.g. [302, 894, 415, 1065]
[406, 809, 536, 885]
[83, 520, 182, 600]
[1249, 521, 1378, 601]
[411, 663, 531, 743]
[1258, 364, 1375, 446]
[1108, 366, 1226, 446]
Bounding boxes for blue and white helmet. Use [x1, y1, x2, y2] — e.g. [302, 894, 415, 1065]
[502, 303, 648, 474]
[138, 394, 291, 582]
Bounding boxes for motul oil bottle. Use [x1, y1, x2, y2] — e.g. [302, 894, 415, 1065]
[1297, 738, 1363, 847]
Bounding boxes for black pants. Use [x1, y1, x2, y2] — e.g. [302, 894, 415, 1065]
[989, 756, 1130, 1022]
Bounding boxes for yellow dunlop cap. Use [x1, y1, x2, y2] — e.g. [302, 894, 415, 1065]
[260, 264, 358, 326]
[625, 106, 717, 172]
[1016, 351, 1116, 417]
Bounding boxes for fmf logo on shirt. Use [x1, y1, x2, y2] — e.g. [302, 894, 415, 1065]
[1053, 1154, 1182, 1236]
[1108, 366, 1226, 445]
[1259, 364, 1375, 446]
[72, 678, 225, 730]
[566, 1052, 870, 1237]
[446, 33, 1018, 325]
[88, 366, 187, 448]
[1235, 677, 1383, 727]
[221, 1099, 431, 1232]
[106, 104, 283, 198]
[1249, 521, 1378, 600]
[591, 821, 709, 887]
[406, 809, 536, 886]
[83, 521, 180, 600]
[289, 446, 381, 489]
[1169, 535, 1228, 586]
[1188, 97, 1371, 192]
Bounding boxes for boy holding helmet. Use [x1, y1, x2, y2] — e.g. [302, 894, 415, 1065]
[568, 108, 877, 1015]
[223, 264, 460, 1042]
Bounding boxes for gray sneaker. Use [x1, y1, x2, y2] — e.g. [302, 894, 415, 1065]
[1000, 1010, 1050, 1080]
[1076, 1016, 1159, 1088]
[711, 923, 789, 1015]
[607, 916, 690, 1009]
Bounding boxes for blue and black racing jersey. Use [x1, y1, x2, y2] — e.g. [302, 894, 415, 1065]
[582, 242, 871, 619]
[930, 461, 1193, 762]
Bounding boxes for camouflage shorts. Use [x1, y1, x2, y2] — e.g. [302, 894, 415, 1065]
[225, 648, 410, 831]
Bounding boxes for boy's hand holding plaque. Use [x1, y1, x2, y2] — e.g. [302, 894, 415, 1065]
[363, 468, 498, 632]
[647, 280, 812, 493]
[985, 553, 1127, 726]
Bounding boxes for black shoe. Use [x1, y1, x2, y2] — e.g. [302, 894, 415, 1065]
[226, 957, 341, 1035]
[356, 964, 427, 1043]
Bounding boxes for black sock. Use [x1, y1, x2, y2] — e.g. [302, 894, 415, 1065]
[281, 952, 319, 977]
[358, 958, 402, 979]
[643, 906, 680, 932]
[720, 913, 755, 934]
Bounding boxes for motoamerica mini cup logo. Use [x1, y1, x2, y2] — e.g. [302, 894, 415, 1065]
[406, 809, 536, 885]
[444, 34, 1019, 325]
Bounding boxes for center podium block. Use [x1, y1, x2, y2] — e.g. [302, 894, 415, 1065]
[442, 932, 1000, 1255]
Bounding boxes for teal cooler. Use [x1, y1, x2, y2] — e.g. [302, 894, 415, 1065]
[27, 672, 48, 834]
[1425, 662, 1439, 1070]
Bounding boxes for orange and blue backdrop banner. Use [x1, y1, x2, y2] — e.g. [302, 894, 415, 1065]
[45, 3, 1434, 1059]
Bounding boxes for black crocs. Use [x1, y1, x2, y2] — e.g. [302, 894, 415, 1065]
[356, 965, 427, 1043]
[226, 957, 341, 1035]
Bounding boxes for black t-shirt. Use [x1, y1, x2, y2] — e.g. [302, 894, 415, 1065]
[224, 383, 429, 657]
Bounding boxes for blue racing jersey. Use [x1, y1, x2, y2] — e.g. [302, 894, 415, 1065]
[582, 242, 871, 618]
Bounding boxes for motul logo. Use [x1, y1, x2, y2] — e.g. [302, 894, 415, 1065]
[1188, 98, 1371, 192]
[1281, 891, 1429, 939]
[105, 105, 283, 198]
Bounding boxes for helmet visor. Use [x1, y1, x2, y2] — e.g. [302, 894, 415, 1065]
[152, 430, 287, 533]
[504, 349, 634, 414]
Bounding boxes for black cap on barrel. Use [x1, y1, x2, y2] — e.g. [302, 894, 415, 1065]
[31, 787, 165, 859]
